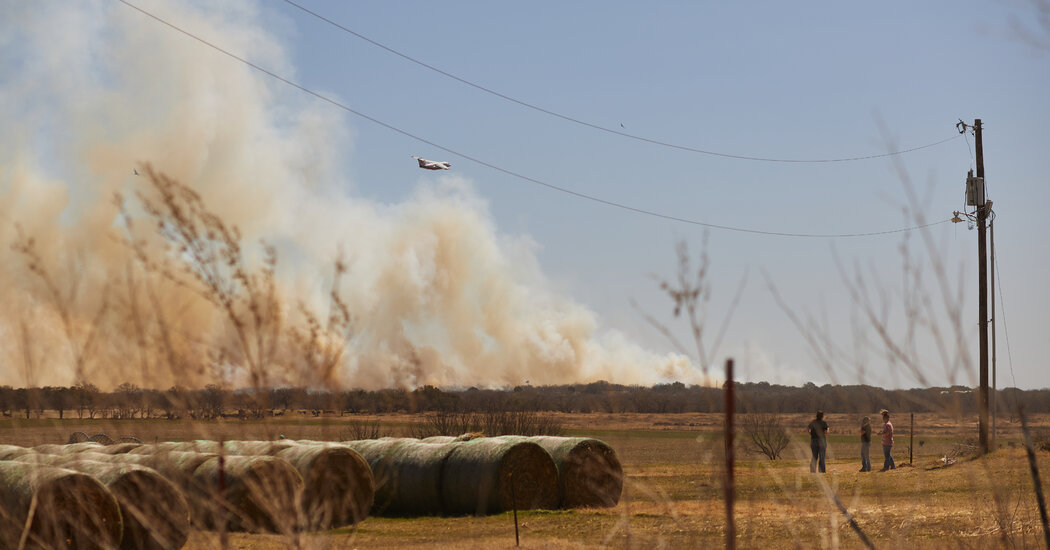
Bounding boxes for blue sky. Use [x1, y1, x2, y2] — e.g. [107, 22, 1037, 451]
[259, 1, 1049, 388]
[2, 1, 1047, 390]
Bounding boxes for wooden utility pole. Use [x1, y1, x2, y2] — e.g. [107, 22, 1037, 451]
[975, 119, 990, 455]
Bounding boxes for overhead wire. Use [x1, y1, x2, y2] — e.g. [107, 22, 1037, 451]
[991, 213, 1018, 389]
[116, 0, 953, 239]
[281, 0, 961, 164]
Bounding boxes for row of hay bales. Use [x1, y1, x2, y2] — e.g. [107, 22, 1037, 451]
[0, 441, 374, 549]
[0, 435, 622, 548]
[341, 436, 623, 516]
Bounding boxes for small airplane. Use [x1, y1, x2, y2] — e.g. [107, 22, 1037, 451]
[412, 156, 452, 170]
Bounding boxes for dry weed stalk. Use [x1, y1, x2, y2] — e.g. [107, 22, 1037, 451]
[641, 237, 747, 380]
[114, 164, 356, 394]
[11, 227, 111, 385]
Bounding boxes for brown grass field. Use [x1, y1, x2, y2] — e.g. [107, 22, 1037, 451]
[2, 411, 1049, 549]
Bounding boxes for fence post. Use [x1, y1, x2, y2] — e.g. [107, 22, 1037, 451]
[910, 413, 914, 465]
[724, 358, 735, 550]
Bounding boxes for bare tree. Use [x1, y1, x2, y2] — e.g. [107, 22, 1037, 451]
[741, 413, 791, 460]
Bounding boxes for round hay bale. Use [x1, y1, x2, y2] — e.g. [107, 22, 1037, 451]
[113, 450, 219, 500]
[11, 453, 68, 467]
[499, 436, 623, 508]
[0, 462, 123, 549]
[96, 442, 144, 454]
[343, 438, 409, 513]
[223, 440, 294, 456]
[117, 436, 143, 444]
[31, 441, 105, 455]
[192, 455, 304, 533]
[374, 440, 457, 516]
[42, 459, 190, 550]
[0, 444, 33, 460]
[68, 431, 91, 444]
[275, 444, 374, 528]
[31, 443, 70, 455]
[442, 438, 559, 515]
[419, 436, 456, 444]
[89, 433, 115, 445]
[127, 441, 218, 455]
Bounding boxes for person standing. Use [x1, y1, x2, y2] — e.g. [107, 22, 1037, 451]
[808, 410, 829, 473]
[859, 416, 872, 472]
[877, 409, 895, 471]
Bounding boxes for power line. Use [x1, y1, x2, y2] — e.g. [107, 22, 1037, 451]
[116, 0, 953, 239]
[992, 221, 1017, 389]
[282, 0, 961, 164]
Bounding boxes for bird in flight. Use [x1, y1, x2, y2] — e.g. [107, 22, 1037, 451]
[412, 156, 452, 170]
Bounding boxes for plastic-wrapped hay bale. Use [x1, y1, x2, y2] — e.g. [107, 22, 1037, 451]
[0, 462, 123, 549]
[0, 444, 33, 460]
[343, 438, 408, 512]
[441, 438, 558, 515]
[29, 457, 191, 550]
[275, 444, 374, 528]
[192, 455, 304, 533]
[498, 436, 623, 508]
[373, 440, 457, 516]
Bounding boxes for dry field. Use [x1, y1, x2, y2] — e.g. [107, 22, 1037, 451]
[2, 412, 1049, 549]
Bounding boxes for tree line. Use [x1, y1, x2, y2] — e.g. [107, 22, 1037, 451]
[1, 381, 1047, 420]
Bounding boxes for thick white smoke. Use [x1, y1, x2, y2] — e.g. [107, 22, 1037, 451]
[0, 0, 695, 390]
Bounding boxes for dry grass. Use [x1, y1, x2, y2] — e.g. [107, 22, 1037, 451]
[4, 413, 1046, 548]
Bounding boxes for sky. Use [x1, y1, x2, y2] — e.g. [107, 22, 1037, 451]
[1, 1, 1047, 390]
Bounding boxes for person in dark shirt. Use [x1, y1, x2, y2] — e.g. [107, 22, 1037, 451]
[859, 416, 872, 472]
[808, 410, 829, 473]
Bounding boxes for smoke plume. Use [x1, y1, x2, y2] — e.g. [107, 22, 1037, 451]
[0, 0, 694, 390]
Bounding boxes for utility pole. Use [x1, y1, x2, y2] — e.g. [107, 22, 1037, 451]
[975, 119, 990, 455]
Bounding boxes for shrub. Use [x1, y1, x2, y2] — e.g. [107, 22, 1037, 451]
[742, 413, 790, 460]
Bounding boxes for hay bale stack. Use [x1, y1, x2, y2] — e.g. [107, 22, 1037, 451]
[0, 461, 123, 549]
[499, 436, 623, 508]
[0, 444, 33, 460]
[34, 458, 190, 550]
[275, 444, 374, 528]
[441, 438, 558, 515]
[192, 455, 304, 533]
